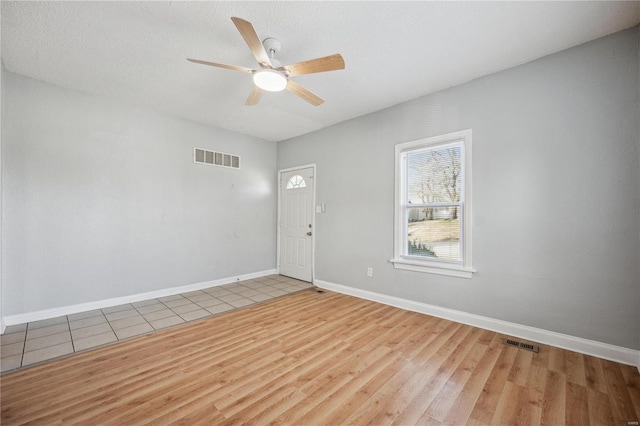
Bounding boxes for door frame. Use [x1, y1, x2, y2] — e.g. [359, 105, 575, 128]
[277, 164, 316, 282]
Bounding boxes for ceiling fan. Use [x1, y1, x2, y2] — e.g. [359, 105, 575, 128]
[187, 17, 345, 106]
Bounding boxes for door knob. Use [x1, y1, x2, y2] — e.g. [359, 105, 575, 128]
[307, 232, 312, 236]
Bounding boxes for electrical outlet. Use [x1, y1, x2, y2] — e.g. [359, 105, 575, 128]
[366, 267, 373, 277]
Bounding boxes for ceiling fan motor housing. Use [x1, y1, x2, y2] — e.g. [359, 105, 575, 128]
[262, 38, 282, 57]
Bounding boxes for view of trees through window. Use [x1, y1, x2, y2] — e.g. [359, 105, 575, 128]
[406, 144, 462, 261]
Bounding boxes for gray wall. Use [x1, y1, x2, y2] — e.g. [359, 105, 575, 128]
[0, 62, 3, 328]
[2, 72, 277, 316]
[278, 27, 640, 349]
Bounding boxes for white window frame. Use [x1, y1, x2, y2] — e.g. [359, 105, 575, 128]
[391, 129, 475, 278]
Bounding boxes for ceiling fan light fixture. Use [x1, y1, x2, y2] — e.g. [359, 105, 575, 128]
[188, 18, 341, 105]
[253, 69, 287, 92]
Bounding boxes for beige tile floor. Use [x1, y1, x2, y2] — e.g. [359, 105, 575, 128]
[0, 275, 313, 373]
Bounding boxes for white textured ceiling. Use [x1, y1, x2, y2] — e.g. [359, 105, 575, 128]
[2, 1, 639, 142]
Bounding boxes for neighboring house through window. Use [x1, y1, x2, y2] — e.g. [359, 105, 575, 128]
[392, 129, 474, 278]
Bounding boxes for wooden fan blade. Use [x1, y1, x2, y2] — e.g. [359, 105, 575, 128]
[187, 58, 254, 73]
[286, 80, 324, 106]
[231, 17, 272, 68]
[245, 87, 263, 106]
[282, 54, 345, 77]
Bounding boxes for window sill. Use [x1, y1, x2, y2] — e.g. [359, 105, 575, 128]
[390, 258, 475, 279]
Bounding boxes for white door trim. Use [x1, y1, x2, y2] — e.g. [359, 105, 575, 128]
[277, 164, 316, 282]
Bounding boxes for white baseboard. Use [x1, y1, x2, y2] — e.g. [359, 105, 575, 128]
[3, 269, 278, 327]
[315, 279, 640, 370]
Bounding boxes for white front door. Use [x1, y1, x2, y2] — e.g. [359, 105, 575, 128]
[279, 166, 314, 282]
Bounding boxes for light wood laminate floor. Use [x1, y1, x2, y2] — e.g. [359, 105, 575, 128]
[1, 290, 639, 425]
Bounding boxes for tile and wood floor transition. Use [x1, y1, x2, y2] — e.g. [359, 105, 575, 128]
[1, 285, 639, 425]
[0, 275, 313, 373]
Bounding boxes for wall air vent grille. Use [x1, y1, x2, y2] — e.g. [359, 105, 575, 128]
[193, 148, 240, 169]
[502, 338, 540, 353]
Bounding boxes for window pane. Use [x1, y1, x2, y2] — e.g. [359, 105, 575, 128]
[286, 175, 306, 189]
[407, 145, 461, 205]
[407, 207, 461, 261]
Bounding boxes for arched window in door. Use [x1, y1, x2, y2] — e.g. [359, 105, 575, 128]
[286, 175, 306, 189]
